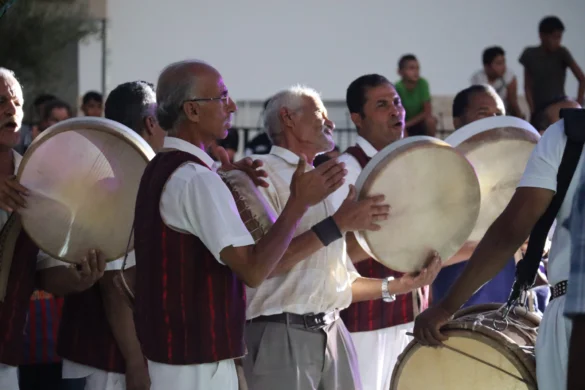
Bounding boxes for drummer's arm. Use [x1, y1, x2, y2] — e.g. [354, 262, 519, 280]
[439, 188, 553, 314]
[346, 232, 372, 264]
[36, 250, 105, 295]
[443, 242, 478, 267]
[100, 269, 149, 383]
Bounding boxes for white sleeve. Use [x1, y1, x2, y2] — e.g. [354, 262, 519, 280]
[517, 121, 566, 192]
[36, 251, 69, 269]
[105, 251, 136, 271]
[160, 165, 255, 264]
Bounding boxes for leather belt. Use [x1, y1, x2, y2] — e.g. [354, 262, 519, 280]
[248, 310, 339, 330]
[550, 280, 568, 301]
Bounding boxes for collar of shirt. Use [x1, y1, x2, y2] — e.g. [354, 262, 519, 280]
[356, 136, 378, 158]
[270, 145, 304, 166]
[163, 137, 215, 169]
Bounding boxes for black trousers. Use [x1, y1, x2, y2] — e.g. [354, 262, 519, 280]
[18, 363, 86, 390]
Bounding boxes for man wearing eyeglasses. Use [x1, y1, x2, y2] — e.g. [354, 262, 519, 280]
[132, 60, 348, 390]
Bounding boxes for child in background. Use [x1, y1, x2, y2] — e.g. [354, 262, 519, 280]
[471, 46, 524, 118]
[519, 16, 585, 128]
[395, 54, 437, 136]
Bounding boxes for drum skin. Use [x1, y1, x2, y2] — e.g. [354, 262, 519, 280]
[354, 136, 481, 273]
[219, 169, 277, 242]
[17, 118, 155, 264]
[391, 303, 539, 390]
[445, 116, 540, 242]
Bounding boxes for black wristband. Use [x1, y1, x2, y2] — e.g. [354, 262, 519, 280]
[311, 216, 343, 246]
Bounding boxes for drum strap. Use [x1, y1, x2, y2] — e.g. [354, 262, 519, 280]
[508, 108, 585, 309]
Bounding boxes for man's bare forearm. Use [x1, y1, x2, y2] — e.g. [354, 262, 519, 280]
[269, 229, 323, 276]
[99, 270, 144, 365]
[37, 267, 81, 296]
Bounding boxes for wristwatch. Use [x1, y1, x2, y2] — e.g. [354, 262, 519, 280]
[381, 276, 396, 303]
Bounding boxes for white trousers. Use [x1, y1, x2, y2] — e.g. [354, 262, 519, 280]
[62, 359, 126, 390]
[349, 322, 414, 390]
[147, 359, 237, 390]
[536, 295, 571, 390]
[0, 363, 18, 390]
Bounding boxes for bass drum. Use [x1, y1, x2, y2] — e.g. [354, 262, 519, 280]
[444, 116, 540, 242]
[354, 136, 481, 273]
[391, 303, 539, 390]
[17, 117, 155, 263]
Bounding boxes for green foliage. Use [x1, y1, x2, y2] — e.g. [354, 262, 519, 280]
[0, 0, 99, 92]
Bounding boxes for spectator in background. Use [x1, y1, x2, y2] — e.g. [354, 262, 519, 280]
[395, 54, 437, 137]
[452, 84, 504, 129]
[217, 128, 239, 162]
[15, 94, 57, 154]
[533, 96, 581, 134]
[32, 99, 72, 139]
[519, 16, 585, 128]
[471, 46, 524, 118]
[81, 91, 103, 117]
[245, 98, 272, 155]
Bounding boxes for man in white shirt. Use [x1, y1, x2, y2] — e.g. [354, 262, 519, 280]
[414, 112, 585, 389]
[0, 68, 105, 390]
[132, 60, 346, 390]
[242, 85, 441, 390]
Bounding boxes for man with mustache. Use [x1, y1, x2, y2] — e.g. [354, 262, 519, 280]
[332, 74, 441, 390]
[241, 84, 440, 390]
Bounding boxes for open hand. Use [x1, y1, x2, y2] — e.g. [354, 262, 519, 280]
[332, 185, 389, 233]
[397, 251, 442, 293]
[216, 146, 269, 188]
[289, 155, 346, 208]
[0, 175, 29, 212]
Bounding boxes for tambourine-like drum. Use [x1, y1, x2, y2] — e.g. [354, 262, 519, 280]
[445, 116, 540, 242]
[354, 136, 481, 273]
[219, 169, 277, 242]
[17, 118, 155, 263]
[391, 304, 539, 390]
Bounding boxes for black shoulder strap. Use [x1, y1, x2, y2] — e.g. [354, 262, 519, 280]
[508, 108, 585, 308]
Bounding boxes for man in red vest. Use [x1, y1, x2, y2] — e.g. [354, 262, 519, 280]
[133, 60, 346, 390]
[333, 74, 443, 390]
[0, 68, 105, 390]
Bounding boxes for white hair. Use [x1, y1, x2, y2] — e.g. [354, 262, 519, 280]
[0, 67, 18, 86]
[263, 85, 322, 144]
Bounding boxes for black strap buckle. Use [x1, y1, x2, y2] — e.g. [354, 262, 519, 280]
[303, 311, 338, 330]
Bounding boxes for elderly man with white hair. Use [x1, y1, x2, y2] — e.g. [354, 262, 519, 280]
[242, 85, 441, 390]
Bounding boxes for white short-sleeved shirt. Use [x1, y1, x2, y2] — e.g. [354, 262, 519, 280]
[470, 69, 515, 104]
[245, 146, 358, 319]
[159, 137, 255, 264]
[517, 119, 585, 285]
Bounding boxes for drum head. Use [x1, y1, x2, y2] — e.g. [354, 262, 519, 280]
[445, 116, 540, 242]
[17, 118, 155, 264]
[354, 136, 481, 273]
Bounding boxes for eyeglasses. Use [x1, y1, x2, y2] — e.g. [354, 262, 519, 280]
[181, 94, 231, 108]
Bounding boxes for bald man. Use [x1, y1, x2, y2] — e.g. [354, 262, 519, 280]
[132, 60, 347, 390]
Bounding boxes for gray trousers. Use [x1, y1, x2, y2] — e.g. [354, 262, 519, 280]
[243, 318, 362, 390]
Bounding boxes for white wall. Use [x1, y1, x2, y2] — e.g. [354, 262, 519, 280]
[79, 0, 585, 108]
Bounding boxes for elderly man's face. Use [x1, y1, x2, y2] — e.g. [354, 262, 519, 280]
[289, 96, 335, 154]
[0, 75, 24, 149]
[194, 71, 237, 141]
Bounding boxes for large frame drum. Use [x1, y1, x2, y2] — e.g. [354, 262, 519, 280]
[17, 117, 155, 264]
[445, 116, 540, 242]
[354, 136, 481, 273]
[391, 303, 539, 390]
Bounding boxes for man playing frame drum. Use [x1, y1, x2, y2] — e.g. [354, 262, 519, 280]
[132, 60, 347, 390]
[414, 103, 584, 388]
[240, 85, 441, 390]
[0, 69, 105, 390]
[328, 74, 454, 390]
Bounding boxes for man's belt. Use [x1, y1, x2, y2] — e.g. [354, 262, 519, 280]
[550, 280, 568, 301]
[248, 310, 339, 330]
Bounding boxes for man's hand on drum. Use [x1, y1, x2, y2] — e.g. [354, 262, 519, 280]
[68, 249, 107, 292]
[289, 155, 346, 208]
[215, 145, 270, 188]
[0, 175, 29, 212]
[332, 184, 390, 233]
[413, 298, 452, 347]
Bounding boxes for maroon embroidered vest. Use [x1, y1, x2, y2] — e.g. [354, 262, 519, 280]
[0, 218, 40, 366]
[134, 150, 246, 365]
[57, 283, 125, 373]
[339, 145, 429, 332]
